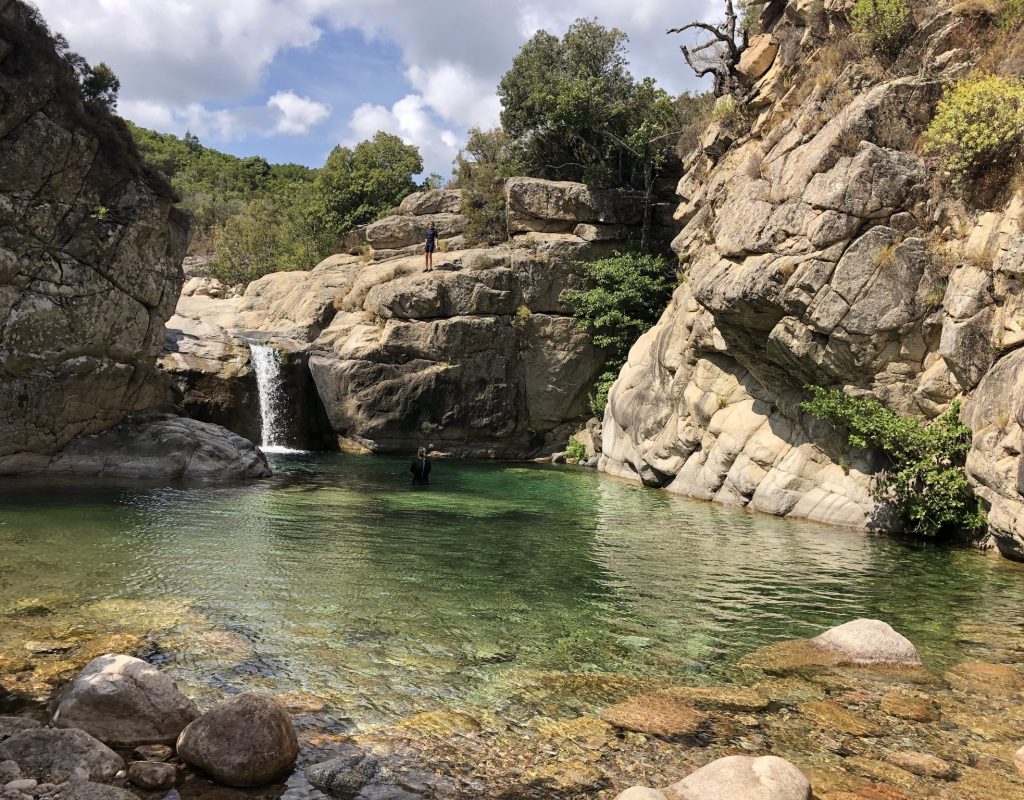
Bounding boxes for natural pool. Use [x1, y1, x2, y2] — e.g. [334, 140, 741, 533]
[2, 453, 1024, 754]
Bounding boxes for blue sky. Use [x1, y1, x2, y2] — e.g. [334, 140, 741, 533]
[31, 0, 714, 177]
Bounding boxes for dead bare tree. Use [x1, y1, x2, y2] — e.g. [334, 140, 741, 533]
[667, 0, 756, 97]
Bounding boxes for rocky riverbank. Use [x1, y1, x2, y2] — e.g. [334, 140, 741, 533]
[3, 616, 1024, 800]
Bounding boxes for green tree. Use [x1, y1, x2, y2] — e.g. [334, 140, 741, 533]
[454, 127, 520, 244]
[310, 131, 422, 234]
[562, 252, 677, 414]
[801, 387, 987, 538]
[498, 18, 676, 188]
[80, 61, 120, 110]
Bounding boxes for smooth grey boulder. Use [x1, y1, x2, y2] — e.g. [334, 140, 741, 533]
[0, 728, 124, 783]
[0, 717, 41, 743]
[668, 755, 812, 800]
[810, 619, 922, 666]
[47, 414, 271, 480]
[612, 788, 668, 800]
[127, 760, 177, 790]
[176, 694, 298, 787]
[51, 654, 198, 747]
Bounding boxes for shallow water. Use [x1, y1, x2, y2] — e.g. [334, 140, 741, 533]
[2, 453, 1023, 730]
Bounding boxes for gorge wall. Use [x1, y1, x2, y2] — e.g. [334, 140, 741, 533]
[600, 0, 1024, 558]
[0, 0, 268, 479]
[163, 180, 674, 457]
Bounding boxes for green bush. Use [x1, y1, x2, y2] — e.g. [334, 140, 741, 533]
[1004, 0, 1024, 28]
[923, 74, 1024, 185]
[564, 436, 588, 462]
[850, 0, 911, 56]
[562, 252, 676, 415]
[801, 386, 986, 538]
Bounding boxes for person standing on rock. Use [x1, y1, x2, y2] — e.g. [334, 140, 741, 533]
[411, 447, 432, 485]
[424, 222, 438, 272]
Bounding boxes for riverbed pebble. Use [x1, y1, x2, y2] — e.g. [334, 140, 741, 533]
[131, 744, 173, 762]
[127, 760, 177, 790]
[0, 765, 18, 785]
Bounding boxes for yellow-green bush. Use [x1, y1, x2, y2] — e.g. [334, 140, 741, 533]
[850, 0, 911, 56]
[923, 74, 1024, 184]
[1005, 0, 1024, 27]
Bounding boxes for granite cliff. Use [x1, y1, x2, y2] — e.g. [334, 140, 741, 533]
[600, 0, 1024, 558]
[162, 181, 676, 457]
[0, 0, 268, 479]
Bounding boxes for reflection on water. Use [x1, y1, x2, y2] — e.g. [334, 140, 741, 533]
[1, 453, 1023, 725]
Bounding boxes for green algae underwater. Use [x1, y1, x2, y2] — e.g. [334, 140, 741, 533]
[2, 452, 1024, 730]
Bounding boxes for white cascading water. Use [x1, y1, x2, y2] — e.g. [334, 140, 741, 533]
[248, 342, 301, 454]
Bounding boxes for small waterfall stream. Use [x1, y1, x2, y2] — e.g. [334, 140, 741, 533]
[248, 341, 301, 454]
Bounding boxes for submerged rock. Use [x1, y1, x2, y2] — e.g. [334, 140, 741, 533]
[176, 693, 298, 787]
[0, 728, 124, 782]
[51, 654, 199, 747]
[600, 693, 706, 738]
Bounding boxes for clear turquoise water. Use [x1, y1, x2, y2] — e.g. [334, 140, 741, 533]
[2, 453, 1024, 727]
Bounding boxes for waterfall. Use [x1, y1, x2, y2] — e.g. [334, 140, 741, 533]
[248, 341, 301, 454]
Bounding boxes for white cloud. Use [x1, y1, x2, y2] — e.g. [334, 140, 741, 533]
[32, 0, 716, 173]
[347, 95, 460, 176]
[268, 91, 331, 134]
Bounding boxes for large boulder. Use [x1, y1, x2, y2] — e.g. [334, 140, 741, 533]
[0, 728, 124, 782]
[810, 619, 922, 666]
[176, 693, 298, 787]
[365, 213, 465, 251]
[668, 755, 812, 800]
[46, 413, 271, 479]
[51, 654, 199, 747]
[505, 178, 645, 233]
[398, 189, 462, 216]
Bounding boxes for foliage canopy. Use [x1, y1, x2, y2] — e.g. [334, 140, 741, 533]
[497, 18, 677, 188]
[562, 252, 676, 414]
[850, 0, 911, 57]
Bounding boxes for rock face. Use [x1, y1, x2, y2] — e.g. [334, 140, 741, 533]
[176, 693, 298, 787]
[163, 186, 640, 457]
[600, 2, 1024, 549]
[51, 654, 199, 747]
[810, 619, 921, 666]
[0, 728, 123, 782]
[0, 1, 265, 478]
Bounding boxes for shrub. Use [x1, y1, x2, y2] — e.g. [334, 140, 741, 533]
[562, 252, 676, 415]
[801, 386, 987, 538]
[850, 0, 911, 56]
[923, 74, 1024, 185]
[1004, 0, 1024, 27]
[565, 436, 588, 462]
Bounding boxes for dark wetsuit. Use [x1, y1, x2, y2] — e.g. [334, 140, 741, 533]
[411, 457, 431, 485]
[424, 228, 438, 253]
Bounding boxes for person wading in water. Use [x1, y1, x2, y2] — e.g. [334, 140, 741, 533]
[424, 222, 438, 272]
[411, 447, 432, 485]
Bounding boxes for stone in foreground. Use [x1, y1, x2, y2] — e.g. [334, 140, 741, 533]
[127, 760, 178, 790]
[51, 654, 198, 747]
[668, 755, 812, 800]
[0, 717, 41, 744]
[56, 782, 138, 800]
[176, 693, 298, 787]
[613, 788, 668, 800]
[0, 728, 124, 782]
[810, 619, 922, 666]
